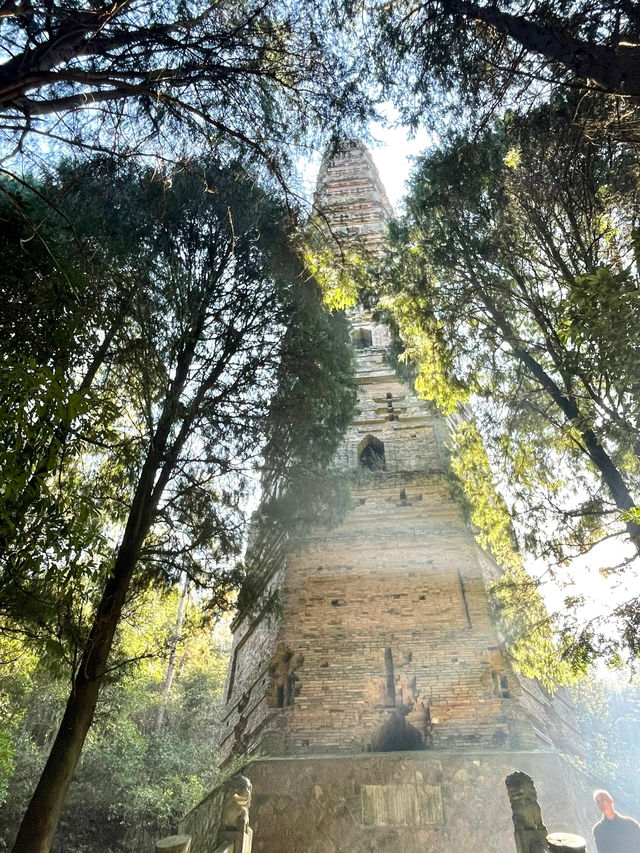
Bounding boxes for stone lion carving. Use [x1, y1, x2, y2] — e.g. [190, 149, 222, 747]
[220, 773, 252, 832]
[505, 771, 548, 853]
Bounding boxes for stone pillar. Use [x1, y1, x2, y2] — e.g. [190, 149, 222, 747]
[547, 832, 586, 853]
[155, 834, 191, 853]
[505, 771, 549, 853]
[180, 772, 254, 853]
[215, 773, 253, 853]
[215, 825, 253, 853]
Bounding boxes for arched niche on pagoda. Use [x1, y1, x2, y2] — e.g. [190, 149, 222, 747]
[358, 434, 386, 471]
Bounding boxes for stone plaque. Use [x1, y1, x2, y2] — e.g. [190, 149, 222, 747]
[361, 784, 443, 826]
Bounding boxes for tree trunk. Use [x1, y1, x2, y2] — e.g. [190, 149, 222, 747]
[11, 311, 208, 852]
[11, 538, 143, 853]
[458, 0, 640, 97]
[156, 573, 189, 731]
[10, 398, 177, 852]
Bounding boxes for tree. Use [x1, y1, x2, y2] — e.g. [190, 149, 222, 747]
[0, 0, 370, 182]
[155, 573, 190, 732]
[3, 156, 354, 853]
[0, 586, 232, 853]
[571, 675, 640, 803]
[370, 0, 640, 131]
[381, 98, 640, 663]
[0, 181, 132, 669]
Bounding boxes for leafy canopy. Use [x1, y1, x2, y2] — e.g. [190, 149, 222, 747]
[381, 97, 640, 666]
[0, 0, 371, 184]
[2, 153, 357, 852]
[369, 0, 640, 134]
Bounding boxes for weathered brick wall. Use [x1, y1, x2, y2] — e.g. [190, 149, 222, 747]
[219, 310, 541, 763]
[314, 139, 393, 255]
[519, 680, 583, 755]
[218, 569, 284, 764]
[257, 467, 536, 754]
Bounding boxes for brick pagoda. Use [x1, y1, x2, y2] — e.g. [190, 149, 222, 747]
[184, 140, 598, 853]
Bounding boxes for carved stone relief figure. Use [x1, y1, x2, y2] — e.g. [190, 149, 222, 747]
[267, 642, 303, 708]
[483, 646, 511, 698]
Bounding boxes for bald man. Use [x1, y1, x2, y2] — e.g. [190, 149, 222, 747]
[593, 789, 640, 853]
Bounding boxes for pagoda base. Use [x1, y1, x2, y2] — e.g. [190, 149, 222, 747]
[183, 750, 598, 853]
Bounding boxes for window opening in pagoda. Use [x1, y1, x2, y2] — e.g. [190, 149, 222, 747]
[358, 435, 385, 471]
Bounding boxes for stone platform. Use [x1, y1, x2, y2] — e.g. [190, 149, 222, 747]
[183, 750, 598, 853]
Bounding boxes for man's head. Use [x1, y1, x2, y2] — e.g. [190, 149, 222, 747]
[594, 789, 615, 819]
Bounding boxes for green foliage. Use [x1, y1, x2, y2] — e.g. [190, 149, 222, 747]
[381, 96, 640, 666]
[1, 156, 310, 647]
[237, 265, 357, 612]
[0, 636, 37, 806]
[491, 565, 576, 689]
[381, 288, 468, 416]
[449, 422, 519, 570]
[0, 0, 371, 185]
[387, 101, 640, 545]
[570, 677, 640, 804]
[560, 267, 640, 420]
[437, 416, 572, 686]
[0, 188, 119, 668]
[1, 153, 359, 846]
[304, 246, 369, 311]
[232, 214, 359, 614]
[0, 730, 13, 806]
[0, 590, 230, 853]
[370, 0, 640, 136]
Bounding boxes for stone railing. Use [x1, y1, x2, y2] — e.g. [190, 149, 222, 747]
[157, 773, 253, 853]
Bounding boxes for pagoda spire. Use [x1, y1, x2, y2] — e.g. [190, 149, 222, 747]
[314, 138, 393, 256]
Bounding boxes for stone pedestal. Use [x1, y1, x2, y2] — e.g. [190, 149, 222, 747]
[547, 832, 587, 853]
[184, 751, 598, 853]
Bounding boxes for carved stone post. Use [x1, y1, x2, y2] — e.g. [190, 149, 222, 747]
[505, 771, 549, 853]
[215, 773, 253, 853]
[547, 832, 587, 853]
[155, 834, 192, 853]
[215, 827, 253, 853]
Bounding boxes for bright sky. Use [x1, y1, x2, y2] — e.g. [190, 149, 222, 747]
[366, 116, 435, 211]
